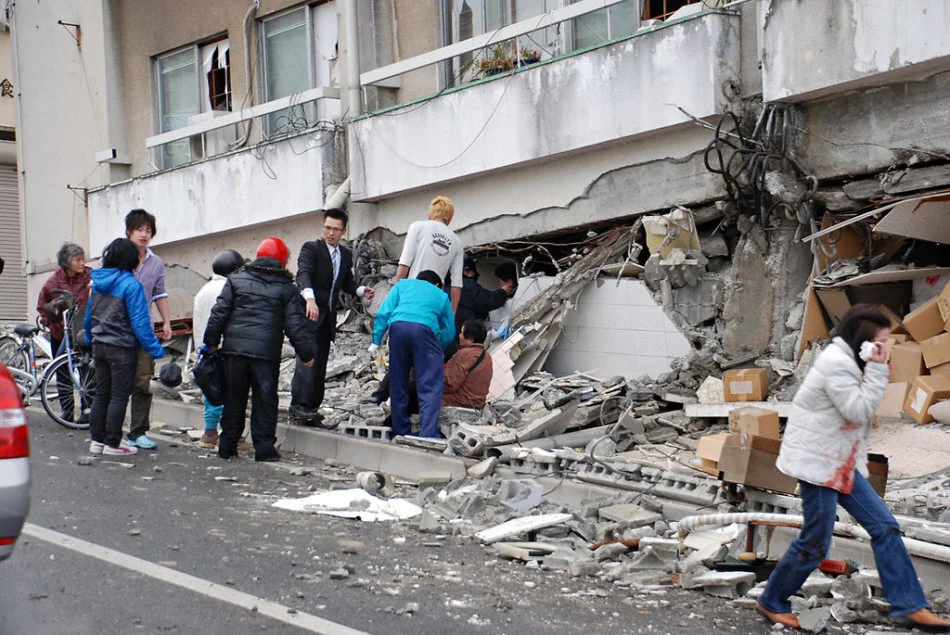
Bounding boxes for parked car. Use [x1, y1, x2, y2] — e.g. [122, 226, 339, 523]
[0, 362, 30, 561]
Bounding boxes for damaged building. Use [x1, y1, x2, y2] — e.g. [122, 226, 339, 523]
[8, 0, 950, 375]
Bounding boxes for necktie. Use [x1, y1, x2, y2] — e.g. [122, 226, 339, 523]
[330, 248, 339, 309]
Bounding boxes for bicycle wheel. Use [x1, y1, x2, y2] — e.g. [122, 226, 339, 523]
[0, 335, 28, 373]
[41, 353, 96, 429]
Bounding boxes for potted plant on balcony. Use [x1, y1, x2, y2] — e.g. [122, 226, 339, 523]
[516, 48, 541, 67]
[475, 43, 515, 78]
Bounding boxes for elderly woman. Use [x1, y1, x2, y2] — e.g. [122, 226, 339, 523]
[757, 305, 950, 632]
[36, 242, 92, 422]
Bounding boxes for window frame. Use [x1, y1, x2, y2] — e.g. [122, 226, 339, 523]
[153, 35, 231, 169]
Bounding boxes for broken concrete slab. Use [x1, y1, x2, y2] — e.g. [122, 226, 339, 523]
[797, 606, 831, 633]
[800, 571, 834, 598]
[466, 457, 497, 479]
[492, 541, 558, 561]
[448, 402, 579, 457]
[691, 570, 755, 598]
[496, 479, 544, 512]
[474, 513, 574, 544]
[597, 503, 662, 527]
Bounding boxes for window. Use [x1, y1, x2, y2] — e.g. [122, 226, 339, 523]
[155, 38, 231, 169]
[260, 2, 339, 135]
[641, 0, 702, 21]
[572, 0, 638, 50]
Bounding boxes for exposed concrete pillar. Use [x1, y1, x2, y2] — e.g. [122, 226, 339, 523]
[342, 0, 361, 117]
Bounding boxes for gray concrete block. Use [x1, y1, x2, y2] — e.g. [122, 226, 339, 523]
[598, 503, 662, 527]
[797, 606, 831, 633]
[691, 570, 755, 598]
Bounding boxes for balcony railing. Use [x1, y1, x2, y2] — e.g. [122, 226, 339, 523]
[145, 86, 341, 162]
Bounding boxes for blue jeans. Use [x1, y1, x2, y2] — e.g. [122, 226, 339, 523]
[389, 321, 444, 438]
[759, 471, 927, 618]
[203, 395, 223, 431]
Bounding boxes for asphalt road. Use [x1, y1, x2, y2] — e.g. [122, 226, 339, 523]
[0, 410, 782, 635]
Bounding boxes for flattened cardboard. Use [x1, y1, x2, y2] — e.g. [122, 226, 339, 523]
[930, 361, 950, 377]
[889, 342, 927, 384]
[728, 406, 781, 439]
[874, 382, 910, 422]
[920, 332, 950, 369]
[814, 288, 852, 327]
[722, 368, 769, 402]
[904, 375, 950, 424]
[874, 196, 950, 245]
[718, 433, 797, 495]
[938, 283, 950, 328]
[904, 297, 946, 342]
[798, 287, 831, 359]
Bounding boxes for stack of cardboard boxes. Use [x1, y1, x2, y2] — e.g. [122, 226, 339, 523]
[878, 287, 950, 424]
[695, 370, 800, 494]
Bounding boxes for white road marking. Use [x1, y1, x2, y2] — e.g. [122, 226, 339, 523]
[22, 523, 368, 635]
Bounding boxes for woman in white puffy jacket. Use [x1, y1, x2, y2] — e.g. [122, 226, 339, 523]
[756, 305, 950, 632]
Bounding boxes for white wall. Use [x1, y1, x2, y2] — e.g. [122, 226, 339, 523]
[349, 10, 740, 202]
[762, 0, 950, 102]
[87, 131, 337, 256]
[545, 278, 691, 379]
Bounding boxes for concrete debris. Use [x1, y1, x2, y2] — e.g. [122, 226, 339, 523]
[797, 606, 832, 633]
[691, 570, 755, 598]
[272, 488, 421, 522]
[597, 503, 662, 527]
[474, 513, 574, 544]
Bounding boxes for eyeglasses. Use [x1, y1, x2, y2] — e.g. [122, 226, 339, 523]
[323, 226, 344, 233]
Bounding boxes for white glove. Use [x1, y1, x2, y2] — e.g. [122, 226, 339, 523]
[368, 344, 379, 360]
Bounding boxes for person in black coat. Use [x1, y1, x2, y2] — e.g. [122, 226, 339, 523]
[203, 237, 313, 461]
[290, 209, 375, 423]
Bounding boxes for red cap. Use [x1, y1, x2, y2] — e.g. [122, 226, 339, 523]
[256, 237, 290, 267]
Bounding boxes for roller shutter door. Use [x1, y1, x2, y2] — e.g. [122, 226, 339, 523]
[0, 165, 26, 322]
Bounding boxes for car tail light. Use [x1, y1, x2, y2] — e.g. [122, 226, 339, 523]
[0, 365, 29, 459]
[0, 537, 14, 546]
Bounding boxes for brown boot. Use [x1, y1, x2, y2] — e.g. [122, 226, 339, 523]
[197, 430, 219, 449]
[755, 602, 801, 629]
[901, 609, 950, 633]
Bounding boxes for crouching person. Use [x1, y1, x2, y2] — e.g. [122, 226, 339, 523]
[203, 237, 314, 462]
[442, 320, 493, 410]
[84, 238, 166, 456]
[372, 270, 455, 438]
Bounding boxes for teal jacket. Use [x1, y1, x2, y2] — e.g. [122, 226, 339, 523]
[373, 279, 455, 349]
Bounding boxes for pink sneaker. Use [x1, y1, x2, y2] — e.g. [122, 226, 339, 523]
[103, 440, 139, 456]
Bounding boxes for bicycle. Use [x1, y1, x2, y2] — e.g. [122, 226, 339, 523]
[3, 290, 97, 429]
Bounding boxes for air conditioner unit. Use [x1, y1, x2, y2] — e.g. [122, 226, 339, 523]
[187, 110, 238, 160]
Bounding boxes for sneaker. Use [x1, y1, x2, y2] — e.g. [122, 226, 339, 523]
[128, 434, 158, 450]
[103, 440, 139, 456]
[89, 440, 104, 455]
[198, 430, 219, 449]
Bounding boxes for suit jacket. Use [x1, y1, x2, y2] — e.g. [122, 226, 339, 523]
[296, 240, 359, 336]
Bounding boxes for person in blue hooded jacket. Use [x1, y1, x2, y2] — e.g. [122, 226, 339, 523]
[84, 237, 165, 456]
[372, 270, 455, 438]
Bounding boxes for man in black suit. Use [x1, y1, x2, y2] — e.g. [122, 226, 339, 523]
[290, 209, 375, 423]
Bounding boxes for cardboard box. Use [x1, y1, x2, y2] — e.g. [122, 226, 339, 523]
[885, 334, 911, 360]
[718, 433, 797, 495]
[877, 304, 909, 335]
[874, 382, 911, 423]
[937, 283, 950, 328]
[695, 433, 731, 476]
[867, 453, 888, 498]
[903, 297, 946, 342]
[904, 375, 950, 424]
[728, 406, 781, 439]
[920, 331, 950, 369]
[889, 342, 927, 383]
[722, 368, 769, 402]
[930, 361, 950, 377]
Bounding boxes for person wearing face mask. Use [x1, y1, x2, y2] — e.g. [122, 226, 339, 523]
[290, 209, 375, 425]
[756, 305, 950, 633]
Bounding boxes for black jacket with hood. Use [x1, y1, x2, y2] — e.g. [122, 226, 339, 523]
[203, 257, 313, 363]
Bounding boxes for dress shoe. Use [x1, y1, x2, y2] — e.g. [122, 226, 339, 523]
[899, 609, 950, 633]
[755, 603, 800, 629]
[255, 452, 281, 463]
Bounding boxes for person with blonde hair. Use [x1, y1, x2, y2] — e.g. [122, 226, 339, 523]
[395, 195, 463, 312]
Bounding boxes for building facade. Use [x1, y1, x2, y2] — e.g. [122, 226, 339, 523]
[10, 0, 950, 374]
[0, 15, 22, 322]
